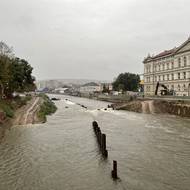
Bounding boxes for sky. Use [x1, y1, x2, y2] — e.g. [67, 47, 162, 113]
[0, 0, 190, 81]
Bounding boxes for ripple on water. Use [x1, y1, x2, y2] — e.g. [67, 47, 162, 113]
[0, 95, 190, 190]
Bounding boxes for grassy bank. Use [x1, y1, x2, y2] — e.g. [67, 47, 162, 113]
[37, 94, 57, 123]
[0, 96, 32, 120]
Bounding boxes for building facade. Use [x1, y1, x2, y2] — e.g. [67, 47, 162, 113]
[79, 82, 101, 94]
[143, 37, 190, 96]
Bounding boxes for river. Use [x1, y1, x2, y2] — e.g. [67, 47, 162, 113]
[0, 95, 190, 190]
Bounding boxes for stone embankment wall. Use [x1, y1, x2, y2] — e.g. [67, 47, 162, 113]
[112, 99, 190, 118]
[153, 100, 190, 117]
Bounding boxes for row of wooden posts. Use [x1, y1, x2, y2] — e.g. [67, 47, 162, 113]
[92, 121, 118, 180]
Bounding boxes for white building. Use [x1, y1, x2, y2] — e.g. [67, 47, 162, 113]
[79, 82, 101, 94]
[100, 83, 113, 91]
[143, 37, 190, 96]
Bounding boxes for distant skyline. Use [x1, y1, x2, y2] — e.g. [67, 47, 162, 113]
[0, 0, 190, 81]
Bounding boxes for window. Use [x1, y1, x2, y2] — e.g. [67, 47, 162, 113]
[183, 72, 186, 79]
[171, 85, 174, 89]
[167, 74, 169, 81]
[171, 62, 174, 69]
[163, 75, 165, 81]
[159, 76, 161, 81]
[146, 77, 150, 82]
[171, 73, 174, 80]
[159, 64, 161, 71]
[178, 58, 181, 67]
[183, 84, 186, 91]
[162, 64, 165, 70]
[184, 57, 187, 67]
[167, 63, 169, 69]
[178, 84, 180, 91]
[178, 73, 180, 80]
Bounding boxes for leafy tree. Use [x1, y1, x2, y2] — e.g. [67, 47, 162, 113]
[0, 41, 36, 99]
[0, 43, 13, 98]
[102, 84, 109, 93]
[112, 72, 140, 92]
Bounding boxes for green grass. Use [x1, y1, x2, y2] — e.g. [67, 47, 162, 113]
[0, 100, 14, 118]
[0, 96, 32, 118]
[37, 94, 57, 122]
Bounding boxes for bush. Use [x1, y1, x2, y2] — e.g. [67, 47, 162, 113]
[0, 95, 32, 118]
[37, 94, 57, 122]
[0, 101, 14, 118]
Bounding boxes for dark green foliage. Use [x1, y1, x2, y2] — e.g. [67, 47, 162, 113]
[0, 42, 36, 99]
[0, 101, 14, 118]
[102, 84, 109, 93]
[112, 72, 140, 92]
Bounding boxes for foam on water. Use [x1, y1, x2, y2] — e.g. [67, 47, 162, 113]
[64, 99, 75, 105]
[144, 124, 175, 134]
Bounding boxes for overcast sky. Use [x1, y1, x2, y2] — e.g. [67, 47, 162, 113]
[0, 0, 190, 81]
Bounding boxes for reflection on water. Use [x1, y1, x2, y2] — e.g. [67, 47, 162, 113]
[0, 95, 190, 190]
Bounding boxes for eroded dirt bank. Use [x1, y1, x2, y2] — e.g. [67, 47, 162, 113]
[0, 97, 43, 142]
[111, 99, 190, 117]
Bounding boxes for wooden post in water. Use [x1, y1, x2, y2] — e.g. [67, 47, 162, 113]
[92, 121, 108, 158]
[92, 121, 98, 134]
[92, 121, 98, 128]
[101, 134, 108, 157]
[97, 127, 102, 146]
[112, 160, 118, 179]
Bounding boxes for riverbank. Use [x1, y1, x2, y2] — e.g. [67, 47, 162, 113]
[0, 94, 57, 141]
[80, 93, 190, 117]
[111, 99, 190, 117]
[37, 94, 57, 123]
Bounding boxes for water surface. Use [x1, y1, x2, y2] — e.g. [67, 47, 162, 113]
[0, 95, 190, 190]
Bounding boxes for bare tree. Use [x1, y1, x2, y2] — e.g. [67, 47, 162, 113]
[0, 41, 14, 57]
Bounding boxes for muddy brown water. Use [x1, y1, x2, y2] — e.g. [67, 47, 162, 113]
[0, 95, 190, 190]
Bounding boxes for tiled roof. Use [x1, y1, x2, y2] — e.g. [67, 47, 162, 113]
[143, 37, 190, 63]
[152, 48, 176, 59]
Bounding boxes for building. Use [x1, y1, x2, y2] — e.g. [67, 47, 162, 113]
[100, 83, 113, 92]
[79, 82, 101, 94]
[143, 37, 190, 96]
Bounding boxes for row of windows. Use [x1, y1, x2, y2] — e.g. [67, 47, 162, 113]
[152, 62, 174, 72]
[146, 72, 187, 82]
[155, 72, 186, 81]
[146, 84, 188, 92]
[145, 56, 188, 73]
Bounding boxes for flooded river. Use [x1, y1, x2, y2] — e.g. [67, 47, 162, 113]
[0, 95, 190, 190]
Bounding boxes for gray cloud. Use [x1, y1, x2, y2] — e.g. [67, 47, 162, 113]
[0, 0, 190, 81]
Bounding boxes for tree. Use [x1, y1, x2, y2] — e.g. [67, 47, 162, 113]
[0, 42, 13, 98]
[0, 41, 14, 57]
[10, 58, 36, 92]
[112, 72, 140, 92]
[0, 41, 36, 99]
[102, 84, 109, 93]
